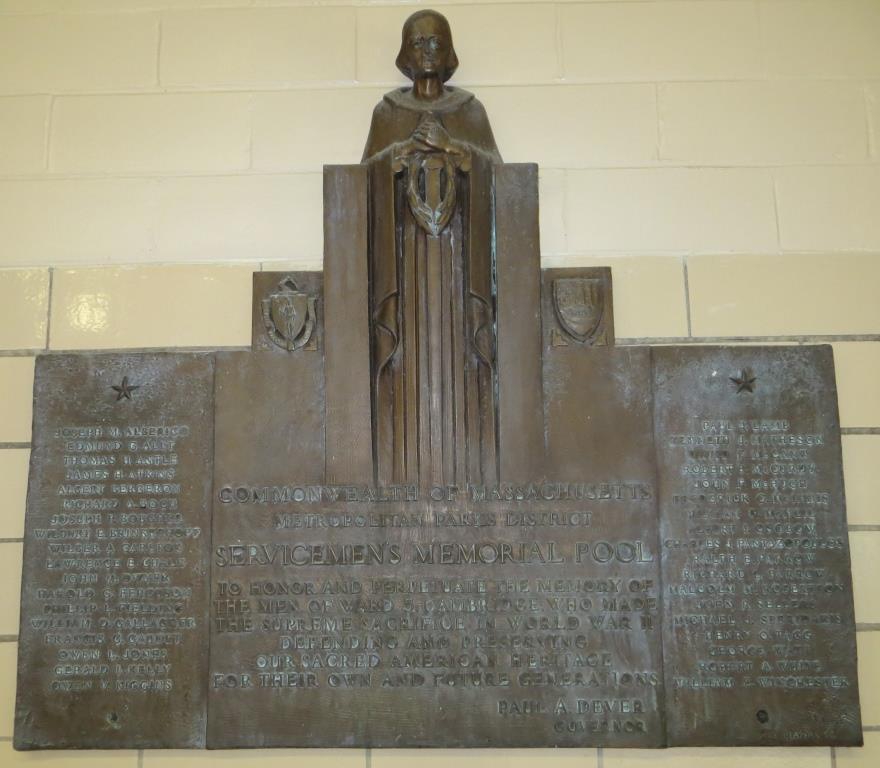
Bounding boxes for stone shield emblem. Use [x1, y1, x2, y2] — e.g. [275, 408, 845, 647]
[261, 277, 316, 351]
[552, 277, 604, 344]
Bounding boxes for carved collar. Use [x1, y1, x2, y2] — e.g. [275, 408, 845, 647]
[384, 86, 474, 114]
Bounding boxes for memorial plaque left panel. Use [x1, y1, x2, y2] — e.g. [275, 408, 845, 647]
[15, 354, 215, 749]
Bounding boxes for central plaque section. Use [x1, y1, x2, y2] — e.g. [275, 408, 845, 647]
[207, 353, 664, 748]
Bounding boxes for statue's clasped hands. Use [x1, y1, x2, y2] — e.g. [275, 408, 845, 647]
[413, 116, 450, 150]
[407, 116, 467, 158]
[393, 115, 472, 173]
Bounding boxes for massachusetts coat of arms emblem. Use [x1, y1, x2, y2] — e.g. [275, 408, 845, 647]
[260, 277, 317, 351]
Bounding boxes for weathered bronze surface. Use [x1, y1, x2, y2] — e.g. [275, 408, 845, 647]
[364, 11, 502, 492]
[207, 350, 664, 748]
[542, 267, 614, 348]
[654, 346, 861, 746]
[252, 272, 322, 354]
[15, 354, 214, 749]
[323, 165, 372, 485]
[14, 8, 862, 751]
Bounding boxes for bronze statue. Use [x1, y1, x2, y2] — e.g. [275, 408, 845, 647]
[363, 10, 501, 491]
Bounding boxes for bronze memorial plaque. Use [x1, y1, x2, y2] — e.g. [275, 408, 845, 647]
[653, 346, 861, 746]
[12, 7, 863, 752]
[15, 354, 214, 749]
[207, 350, 665, 748]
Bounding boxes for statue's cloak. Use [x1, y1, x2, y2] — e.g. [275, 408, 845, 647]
[362, 87, 502, 488]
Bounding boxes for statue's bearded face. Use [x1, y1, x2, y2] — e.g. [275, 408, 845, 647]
[404, 15, 452, 79]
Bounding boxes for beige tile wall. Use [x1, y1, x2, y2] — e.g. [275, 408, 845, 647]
[0, 1, 877, 766]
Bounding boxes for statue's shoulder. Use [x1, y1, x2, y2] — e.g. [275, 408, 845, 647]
[382, 86, 475, 114]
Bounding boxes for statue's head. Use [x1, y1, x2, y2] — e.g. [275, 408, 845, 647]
[396, 10, 459, 83]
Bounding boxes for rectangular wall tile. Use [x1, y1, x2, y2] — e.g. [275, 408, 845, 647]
[566, 169, 776, 253]
[161, 7, 356, 87]
[0, 358, 34, 443]
[0, 542, 21, 635]
[0, 96, 48, 174]
[0, 641, 15, 737]
[0, 178, 159, 266]
[372, 750, 597, 768]
[688, 253, 880, 337]
[541, 255, 688, 339]
[850, 531, 880, 624]
[0, 449, 28, 539]
[561, 1, 761, 81]
[251, 89, 382, 172]
[477, 84, 657, 167]
[143, 750, 364, 768]
[857, 631, 880, 724]
[0, 742, 138, 767]
[52, 94, 251, 174]
[0, 13, 158, 93]
[842, 435, 880, 526]
[833, 343, 880, 429]
[776, 167, 880, 252]
[762, 0, 880, 78]
[660, 82, 868, 164]
[50, 264, 253, 349]
[357, 5, 558, 85]
[0, 269, 48, 350]
[154, 173, 322, 262]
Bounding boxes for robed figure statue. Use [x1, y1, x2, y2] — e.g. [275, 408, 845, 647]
[362, 10, 502, 491]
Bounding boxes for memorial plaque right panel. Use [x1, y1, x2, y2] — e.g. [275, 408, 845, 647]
[653, 345, 862, 746]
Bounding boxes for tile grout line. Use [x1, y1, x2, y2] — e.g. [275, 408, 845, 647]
[353, 4, 360, 84]
[849, 525, 880, 531]
[42, 95, 54, 173]
[553, 3, 565, 82]
[3, 73, 880, 96]
[0, 349, 44, 357]
[0, 635, 17, 643]
[830, 745, 838, 768]
[841, 427, 880, 435]
[682, 256, 692, 337]
[654, 81, 663, 162]
[0, 538, 24, 544]
[856, 623, 880, 631]
[2, 160, 880, 184]
[597, 745, 604, 768]
[155, 16, 163, 91]
[771, 167, 783, 253]
[247, 92, 255, 170]
[754, 0, 767, 82]
[0, 443, 30, 450]
[45, 266, 54, 351]
[365, 746, 371, 768]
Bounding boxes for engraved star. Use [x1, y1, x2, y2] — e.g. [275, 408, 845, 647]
[111, 376, 139, 401]
[730, 369, 756, 394]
